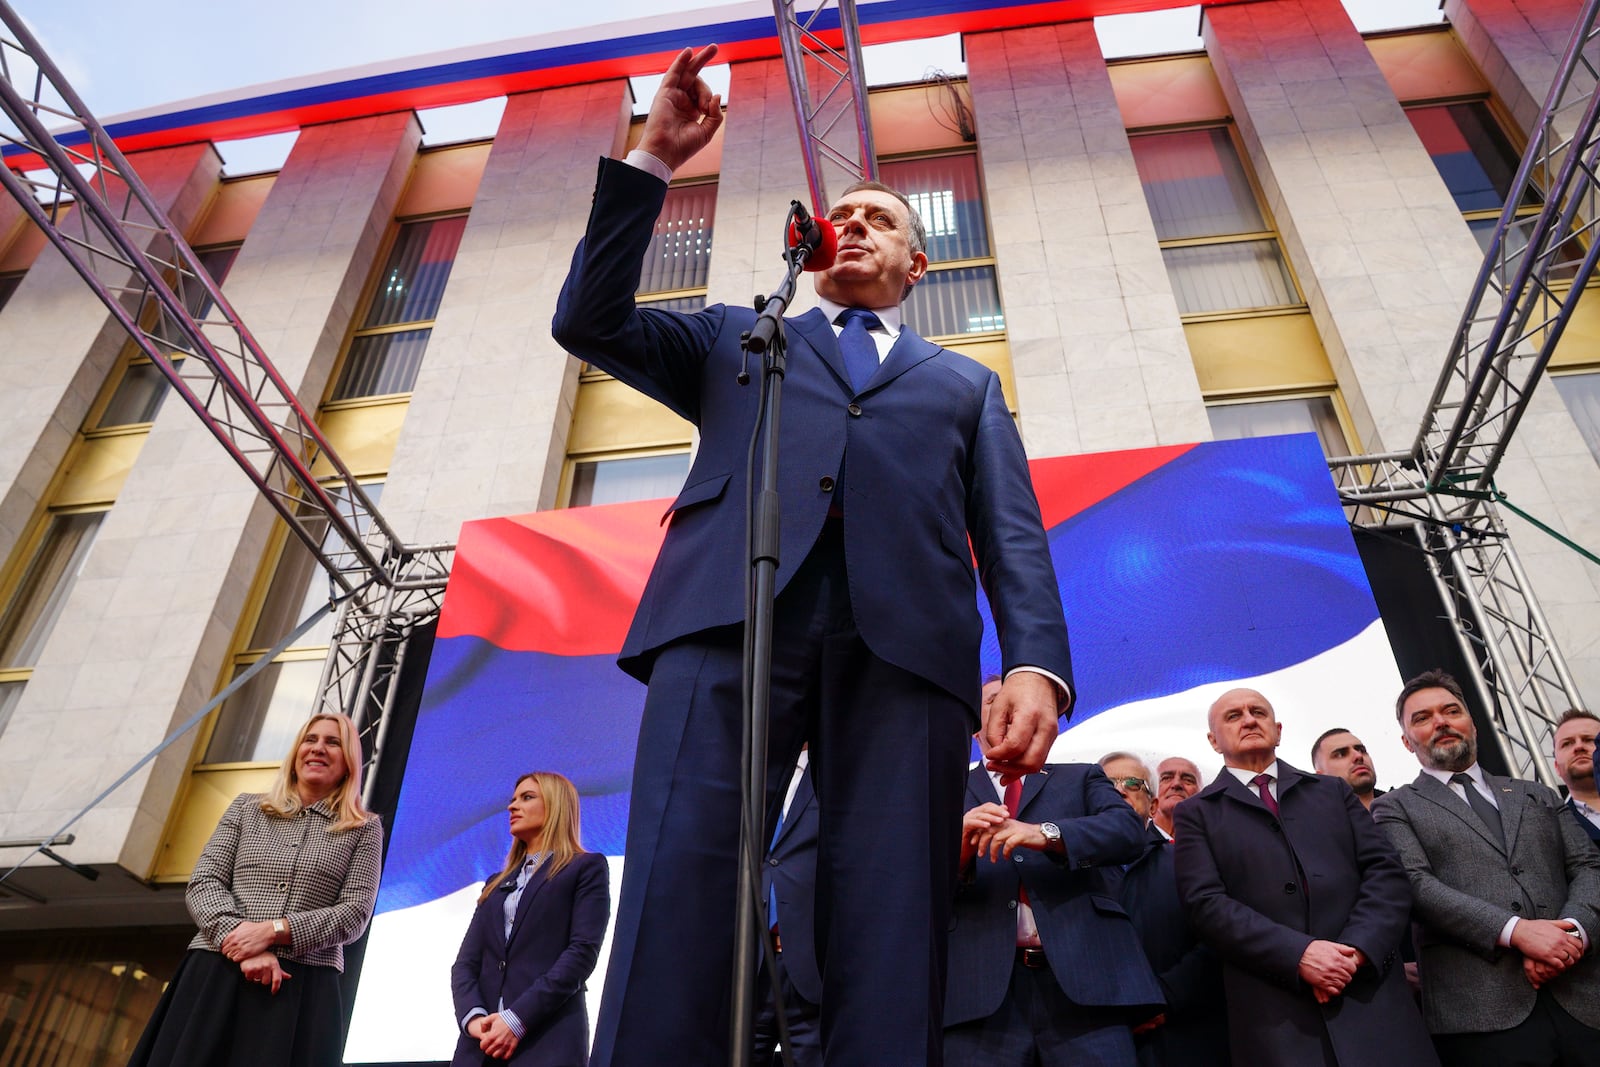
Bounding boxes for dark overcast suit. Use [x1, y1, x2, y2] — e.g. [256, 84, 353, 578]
[554, 157, 1072, 1067]
[1174, 762, 1435, 1067]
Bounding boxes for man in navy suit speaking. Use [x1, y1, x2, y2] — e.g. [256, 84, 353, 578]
[553, 44, 1073, 1067]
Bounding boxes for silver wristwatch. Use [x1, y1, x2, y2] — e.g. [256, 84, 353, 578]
[1039, 822, 1062, 849]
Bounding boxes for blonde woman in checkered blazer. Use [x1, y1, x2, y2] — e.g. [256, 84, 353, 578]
[129, 713, 384, 1067]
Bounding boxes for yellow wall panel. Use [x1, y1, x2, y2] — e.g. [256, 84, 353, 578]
[1366, 28, 1486, 104]
[150, 765, 277, 882]
[0, 211, 55, 272]
[53, 434, 145, 508]
[1185, 313, 1335, 395]
[397, 141, 493, 218]
[190, 173, 275, 247]
[1550, 285, 1600, 369]
[947, 337, 1017, 412]
[311, 400, 408, 479]
[1109, 54, 1230, 130]
[568, 377, 694, 455]
[872, 81, 977, 157]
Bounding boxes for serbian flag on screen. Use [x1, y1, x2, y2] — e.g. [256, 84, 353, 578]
[376, 432, 1379, 914]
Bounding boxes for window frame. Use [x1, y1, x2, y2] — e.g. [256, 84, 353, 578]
[1203, 388, 1360, 459]
[1126, 121, 1308, 321]
[559, 444, 694, 509]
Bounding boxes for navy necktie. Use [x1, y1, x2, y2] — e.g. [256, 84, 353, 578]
[835, 308, 884, 393]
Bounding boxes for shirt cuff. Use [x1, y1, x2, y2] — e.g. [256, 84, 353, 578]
[623, 149, 672, 184]
[1004, 666, 1072, 713]
[1562, 919, 1590, 952]
[1498, 916, 1519, 948]
[500, 1008, 526, 1039]
[461, 1007, 487, 1033]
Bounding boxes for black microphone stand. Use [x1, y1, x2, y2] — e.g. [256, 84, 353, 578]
[728, 202, 819, 1067]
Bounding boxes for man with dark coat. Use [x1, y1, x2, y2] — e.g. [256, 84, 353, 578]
[553, 45, 1073, 1067]
[1174, 688, 1436, 1067]
[944, 741, 1159, 1065]
[1098, 752, 1227, 1067]
[1553, 708, 1600, 847]
[754, 755, 821, 1066]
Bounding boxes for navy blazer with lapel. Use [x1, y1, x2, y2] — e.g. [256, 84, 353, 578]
[553, 158, 1072, 711]
[1108, 824, 1228, 1067]
[450, 851, 610, 1066]
[945, 764, 1160, 1026]
[1174, 762, 1435, 1067]
[1373, 771, 1600, 1034]
[764, 767, 821, 1005]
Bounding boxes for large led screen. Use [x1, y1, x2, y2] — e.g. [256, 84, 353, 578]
[346, 433, 1409, 1062]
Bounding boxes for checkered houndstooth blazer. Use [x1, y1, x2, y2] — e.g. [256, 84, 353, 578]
[186, 792, 384, 971]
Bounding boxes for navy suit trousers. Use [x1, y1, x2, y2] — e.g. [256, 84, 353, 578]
[591, 521, 973, 1067]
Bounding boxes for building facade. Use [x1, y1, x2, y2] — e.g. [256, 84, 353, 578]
[1, 0, 1598, 1059]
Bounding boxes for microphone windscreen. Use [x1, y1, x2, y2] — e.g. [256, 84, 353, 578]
[787, 213, 838, 271]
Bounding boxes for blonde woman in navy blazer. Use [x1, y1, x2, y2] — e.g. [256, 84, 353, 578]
[452, 772, 610, 1066]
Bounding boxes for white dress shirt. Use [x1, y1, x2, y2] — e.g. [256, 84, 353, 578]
[1225, 761, 1281, 801]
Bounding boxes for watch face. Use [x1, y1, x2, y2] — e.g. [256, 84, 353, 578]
[1041, 822, 1061, 841]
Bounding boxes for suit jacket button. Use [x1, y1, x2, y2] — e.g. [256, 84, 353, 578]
[847, 403, 862, 417]
[1007, 900, 1017, 910]
[768, 858, 779, 866]
[1284, 882, 1297, 894]
[1510, 865, 1522, 876]
[499, 960, 506, 971]
[819, 476, 835, 492]
[1510, 901, 1522, 912]
[1270, 822, 1281, 833]
[1014, 854, 1025, 862]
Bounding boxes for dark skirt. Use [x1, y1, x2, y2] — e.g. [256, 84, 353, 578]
[128, 948, 346, 1067]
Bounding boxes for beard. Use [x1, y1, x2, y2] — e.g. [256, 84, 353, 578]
[1349, 771, 1376, 796]
[1422, 731, 1475, 772]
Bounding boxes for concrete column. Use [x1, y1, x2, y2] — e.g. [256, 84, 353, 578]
[380, 80, 633, 542]
[0, 112, 422, 869]
[704, 58, 817, 317]
[1445, 0, 1584, 136]
[1206, 0, 1600, 704]
[966, 22, 1209, 458]
[0, 144, 221, 566]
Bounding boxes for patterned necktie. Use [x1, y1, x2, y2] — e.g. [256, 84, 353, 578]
[835, 308, 884, 393]
[1450, 772, 1505, 845]
[1252, 773, 1280, 817]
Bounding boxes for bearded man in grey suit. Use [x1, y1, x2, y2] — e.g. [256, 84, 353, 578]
[1373, 669, 1600, 1067]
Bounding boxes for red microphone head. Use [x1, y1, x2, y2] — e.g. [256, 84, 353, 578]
[787, 211, 838, 271]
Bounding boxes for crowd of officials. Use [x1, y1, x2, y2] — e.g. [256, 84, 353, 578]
[123, 668, 1599, 1067]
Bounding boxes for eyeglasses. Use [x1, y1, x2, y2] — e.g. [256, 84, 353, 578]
[1112, 777, 1151, 794]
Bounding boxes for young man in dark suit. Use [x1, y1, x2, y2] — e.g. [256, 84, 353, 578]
[1174, 688, 1435, 1067]
[554, 46, 1072, 1067]
[1553, 708, 1600, 846]
[1374, 671, 1600, 1066]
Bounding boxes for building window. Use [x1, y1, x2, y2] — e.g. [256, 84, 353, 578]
[1206, 395, 1350, 458]
[1553, 371, 1600, 464]
[0, 508, 105, 733]
[202, 483, 381, 764]
[882, 153, 1004, 339]
[639, 181, 715, 298]
[0, 509, 105, 672]
[91, 245, 243, 430]
[1129, 127, 1300, 317]
[0, 270, 23, 311]
[331, 215, 467, 400]
[567, 451, 691, 508]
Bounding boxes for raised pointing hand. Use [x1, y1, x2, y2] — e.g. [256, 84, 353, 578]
[637, 44, 724, 172]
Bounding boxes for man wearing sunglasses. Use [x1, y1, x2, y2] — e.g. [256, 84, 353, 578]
[1100, 753, 1227, 1067]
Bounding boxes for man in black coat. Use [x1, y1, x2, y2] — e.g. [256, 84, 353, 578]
[755, 755, 821, 1066]
[1554, 709, 1600, 846]
[1173, 688, 1435, 1067]
[1098, 752, 1227, 1067]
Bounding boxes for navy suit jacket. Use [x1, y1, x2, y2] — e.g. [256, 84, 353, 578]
[1107, 824, 1227, 1067]
[552, 158, 1071, 710]
[945, 765, 1161, 1025]
[450, 851, 610, 1066]
[765, 766, 821, 1004]
[1174, 762, 1434, 1067]
[1567, 797, 1600, 845]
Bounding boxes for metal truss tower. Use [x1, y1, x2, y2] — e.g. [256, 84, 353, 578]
[1330, 0, 1600, 784]
[774, 0, 879, 210]
[0, 4, 449, 796]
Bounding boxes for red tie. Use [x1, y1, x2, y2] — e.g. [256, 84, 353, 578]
[1252, 772, 1280, 817]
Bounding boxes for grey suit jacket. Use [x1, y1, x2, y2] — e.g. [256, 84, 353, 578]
[1372, 770, 1600, 1033]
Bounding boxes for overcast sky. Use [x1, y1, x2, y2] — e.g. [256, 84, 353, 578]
[13, 0, 1444, 172]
